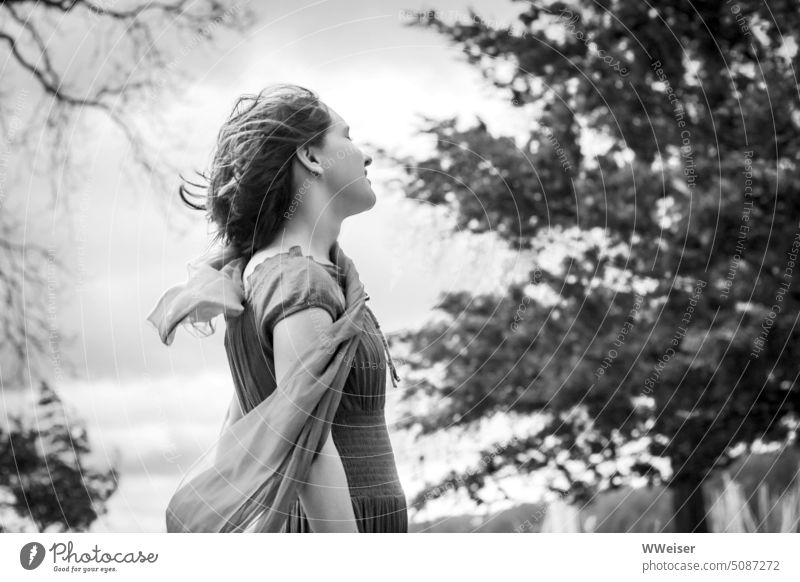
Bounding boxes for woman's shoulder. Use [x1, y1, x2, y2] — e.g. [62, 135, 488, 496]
[246, 252, 337, 294]
[244, 248, 345, 334]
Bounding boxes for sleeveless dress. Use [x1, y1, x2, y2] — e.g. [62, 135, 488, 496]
[226, 245, 408, 533]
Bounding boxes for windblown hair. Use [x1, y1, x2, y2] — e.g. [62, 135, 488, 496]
[179, 84, 333, 258]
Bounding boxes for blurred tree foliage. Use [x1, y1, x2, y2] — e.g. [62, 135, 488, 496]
[395, 0, 799, 532]
[0, 382, 118, 532]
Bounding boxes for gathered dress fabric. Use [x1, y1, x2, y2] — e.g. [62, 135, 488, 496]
[146, 241, 407, 533]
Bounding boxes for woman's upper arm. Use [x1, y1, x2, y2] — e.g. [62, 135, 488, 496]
[227, 392, 244, 423]
[219, 393, 244, 436]
[253, 258, 344, 353]
[272, 306, 334, 386]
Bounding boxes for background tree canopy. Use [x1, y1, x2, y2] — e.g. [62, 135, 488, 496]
[393, 0, 799, 532]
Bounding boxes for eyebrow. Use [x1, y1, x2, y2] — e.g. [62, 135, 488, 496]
[344, 125, 350, 133]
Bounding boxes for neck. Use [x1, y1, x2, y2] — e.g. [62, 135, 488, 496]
[277, 212, 341, 264]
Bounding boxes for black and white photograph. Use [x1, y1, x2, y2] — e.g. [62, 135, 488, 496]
[1, 0, 799, 576]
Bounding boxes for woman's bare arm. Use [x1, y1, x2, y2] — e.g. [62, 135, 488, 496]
[219, 393, 244, 437]
[273, 307, 359, 533]
[298, 429, 359, 532]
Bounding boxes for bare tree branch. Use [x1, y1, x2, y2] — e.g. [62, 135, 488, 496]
[0, 0, 255, 386]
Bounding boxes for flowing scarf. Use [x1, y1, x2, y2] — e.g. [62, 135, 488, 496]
[145, 241, 399, 532]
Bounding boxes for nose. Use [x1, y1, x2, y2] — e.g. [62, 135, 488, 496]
[364, 153, 373, 168]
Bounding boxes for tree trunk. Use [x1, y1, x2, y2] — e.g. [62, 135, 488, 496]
[669, 474, 709, 533]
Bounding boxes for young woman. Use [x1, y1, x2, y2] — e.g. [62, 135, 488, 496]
[147, 84, 407, 533]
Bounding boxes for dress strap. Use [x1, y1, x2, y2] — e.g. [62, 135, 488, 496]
[364, 301, 401, 389]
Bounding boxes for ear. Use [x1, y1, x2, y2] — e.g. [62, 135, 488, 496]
[294, 143, 323, 176]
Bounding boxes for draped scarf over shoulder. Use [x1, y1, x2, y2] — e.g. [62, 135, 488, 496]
[145, 241, 399, 532]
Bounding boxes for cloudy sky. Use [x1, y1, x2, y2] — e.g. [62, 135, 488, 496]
[5, 0, 551, 531]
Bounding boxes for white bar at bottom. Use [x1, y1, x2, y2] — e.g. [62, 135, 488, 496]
[1, 533, 798, 581]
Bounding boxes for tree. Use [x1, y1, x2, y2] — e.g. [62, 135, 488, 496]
[0, 0, 253, 386]
[394, 1, 799, 532]
[0, 381, 118, 532]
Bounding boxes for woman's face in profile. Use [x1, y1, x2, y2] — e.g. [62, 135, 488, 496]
[317, 106, 375, 216]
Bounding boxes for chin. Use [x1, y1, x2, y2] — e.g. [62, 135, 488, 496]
[354, 188, 376, 213]
[365, 189, 377, 210]
[340, 185, 376, 216]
